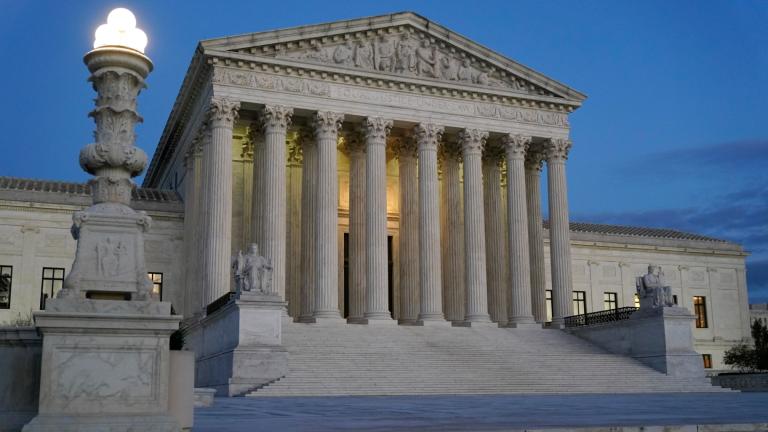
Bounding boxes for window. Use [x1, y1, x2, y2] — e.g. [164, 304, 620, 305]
[673, 295, 678, 305]
[633, 293, 640, 308]
[40, 267, 65, 310]
[702, 354, 712, 369]
[573, 291, 587, 315]
[148, 272, 163, 301]
[603, 292, 617, 310]
[693, 296, 708, 328]
[0, 266, 12, 309]
[545, 290, 552, 322]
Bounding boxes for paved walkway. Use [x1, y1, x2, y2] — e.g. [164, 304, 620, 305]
[194, 393, 768, 431]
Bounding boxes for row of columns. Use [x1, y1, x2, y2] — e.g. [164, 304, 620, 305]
[193, 97, 575, 327]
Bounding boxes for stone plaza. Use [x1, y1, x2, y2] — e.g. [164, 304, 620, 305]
[0, 9, 763, 432]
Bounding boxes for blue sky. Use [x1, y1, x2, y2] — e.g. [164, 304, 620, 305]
[1, 0, 766, 302]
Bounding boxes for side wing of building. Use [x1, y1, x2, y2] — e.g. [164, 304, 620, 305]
[0, 177, 750, 370]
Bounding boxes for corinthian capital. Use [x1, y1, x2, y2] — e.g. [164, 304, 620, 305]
[339, 129, 365, 155]
[524, 148, 545, 173]
[390, 136, 419, 160]
[482, 141, 505, 166]
[208, 97, 240, 128]
[362, 117, 393, 145]
[544, 138, 572, 163]
[259, 105, 293, 133]
[313, 111, 344, 140]
[458, 128, 488, 155]
[502, 134, 531, 160]
[413, 123, 444, 152]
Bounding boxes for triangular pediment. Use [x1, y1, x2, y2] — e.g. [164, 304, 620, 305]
[201, 12, 586, 103]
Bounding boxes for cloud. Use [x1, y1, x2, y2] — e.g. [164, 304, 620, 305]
[640, 139, 768, 170]
[576, 137, 768, 303]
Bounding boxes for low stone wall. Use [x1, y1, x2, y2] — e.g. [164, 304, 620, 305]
[0, 327, 41, 432]
[711, 373, 768, 392]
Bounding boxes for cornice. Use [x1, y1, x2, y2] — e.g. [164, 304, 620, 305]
[144, 46, 211, 188]
[569, 240, 749, 259]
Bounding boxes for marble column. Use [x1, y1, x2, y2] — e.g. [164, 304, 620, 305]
[298, 129, 317, 322]
[343, 130, 366, 323]
[502, 134, 536, 326]
[459, 129, 491, 324]
[525, 148, 548, 323]
[249, 122, 264, 255]
[362, 117, 394, 323]
[182, 136, 202, 316]
[312, 111, 345, 321]
[256, 105, 293, 301]
[415, 123, 447, 324]
[286, 134, 304, 318]
[397, 136, 420, 324]
[440, 141, 465, 323]
[482, 146, 507, 325]
[545, 138, 574, 327]
[201, 97, 239, 307]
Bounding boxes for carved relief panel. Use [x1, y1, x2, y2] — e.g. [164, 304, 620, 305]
[262, 27, 556, 97]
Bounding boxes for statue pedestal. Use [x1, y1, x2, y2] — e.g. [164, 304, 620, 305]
[567, 306, 704, 378]
[23, 299, 182, 432]
[62, 204, 153, 301]
[186, 294, 288, 396]
[628, 306, 704, 378]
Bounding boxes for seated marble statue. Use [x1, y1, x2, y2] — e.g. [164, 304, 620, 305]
[635, 264, 674, 309]
[232, 243, 272, 295]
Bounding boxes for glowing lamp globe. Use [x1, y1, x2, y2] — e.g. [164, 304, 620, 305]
[93, 8, 148, 53]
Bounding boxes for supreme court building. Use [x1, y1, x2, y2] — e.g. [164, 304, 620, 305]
[0, 13, 752, 393]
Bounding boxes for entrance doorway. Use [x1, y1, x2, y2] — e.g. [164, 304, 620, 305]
[343, 233, 394, 318]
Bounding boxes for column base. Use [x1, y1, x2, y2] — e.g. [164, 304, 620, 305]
[506, 315, 538, 326]
[463, 314, 492, 324]
[296, 315, 316, 323]
[363, 317, 399, 326]
[415, 319, 452, 327]
[305, 316, 347, 325]
[398, 318, 420, 326]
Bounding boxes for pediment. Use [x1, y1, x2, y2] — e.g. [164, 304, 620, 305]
[201, 12, 586, 103]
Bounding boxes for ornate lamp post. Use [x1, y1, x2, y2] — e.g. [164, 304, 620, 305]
[24, 10, 183, 432]
[60, 8, 154, 300]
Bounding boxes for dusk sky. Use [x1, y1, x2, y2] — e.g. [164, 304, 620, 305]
[1, 0, 766, 302]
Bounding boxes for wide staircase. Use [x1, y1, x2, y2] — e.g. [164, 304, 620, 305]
[247, 322, 724, 396]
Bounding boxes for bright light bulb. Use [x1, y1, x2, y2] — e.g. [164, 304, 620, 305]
[93, 8, 148, 54]
[106, 8, 136, 32]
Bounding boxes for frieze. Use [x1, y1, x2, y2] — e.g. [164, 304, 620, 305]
[213, 67, 569, 129]
[213, 68, 331, 97]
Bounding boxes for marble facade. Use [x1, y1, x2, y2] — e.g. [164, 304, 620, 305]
[0, 12, 754, 383]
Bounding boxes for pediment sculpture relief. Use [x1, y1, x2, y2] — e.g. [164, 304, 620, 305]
[270, 30, 554, 97]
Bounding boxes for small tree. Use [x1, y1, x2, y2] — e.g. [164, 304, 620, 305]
[753, 319, 768, 370]
[724, 319, 768, 372]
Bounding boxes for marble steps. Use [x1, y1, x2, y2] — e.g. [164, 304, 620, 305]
[247, 323, 722, 396]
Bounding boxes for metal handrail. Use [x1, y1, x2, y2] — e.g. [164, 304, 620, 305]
[564, 306, 639, 328]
